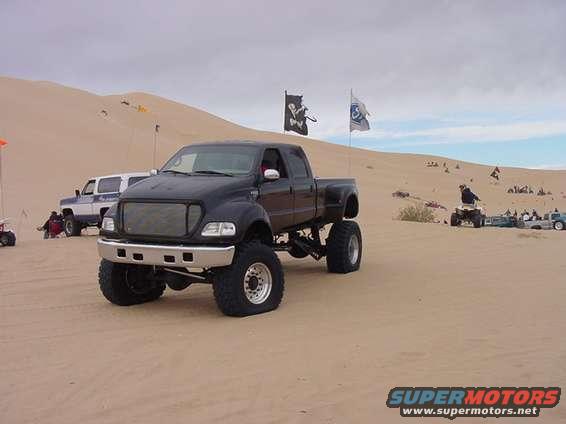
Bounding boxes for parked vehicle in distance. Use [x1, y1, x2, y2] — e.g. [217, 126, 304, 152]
[0, 218, 16, 247]
[549, 212, 566, 230]
[484, 215, 517, 228]
[60, 172, 150, 237]
[97, 141, 361, 316]
[518, 211, 566, 231]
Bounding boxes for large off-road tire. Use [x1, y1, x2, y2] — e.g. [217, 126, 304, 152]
[326, 220, 362, 273]
[64, 215, 82, 237]
[212, 241, 284, 317]
[554, 221, 565, 231]
[98, 259, 165, 306]
[450, 213, 461, 227]
[472, 214, 482, 228]
[0, 231, 16, 246]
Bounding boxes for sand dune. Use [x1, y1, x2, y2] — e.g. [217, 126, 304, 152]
[1, 77, 565, 423]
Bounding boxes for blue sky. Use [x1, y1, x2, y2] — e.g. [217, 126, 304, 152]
[326, 111, 566, 169]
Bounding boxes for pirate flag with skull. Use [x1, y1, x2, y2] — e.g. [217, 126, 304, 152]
[284, 92, 315, 136]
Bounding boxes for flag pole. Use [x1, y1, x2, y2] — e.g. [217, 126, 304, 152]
[283, 90, 286, 134]
[348, 88, 352, 176]
[152, 123, 158, 169]
[0, 147, 4, 217]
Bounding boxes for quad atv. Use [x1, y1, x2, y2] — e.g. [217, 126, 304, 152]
[0, 219, 16, 247]
[450, 204, 486, 228]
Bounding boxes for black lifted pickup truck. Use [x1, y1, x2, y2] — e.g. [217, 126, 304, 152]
[98, 141, 361, 316]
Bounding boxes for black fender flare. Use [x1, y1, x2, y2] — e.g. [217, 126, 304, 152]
[205, 200, 273, 244]
[325, 184, 359, 220]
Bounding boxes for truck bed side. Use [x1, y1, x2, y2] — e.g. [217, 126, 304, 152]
[314, 178, 358, 222]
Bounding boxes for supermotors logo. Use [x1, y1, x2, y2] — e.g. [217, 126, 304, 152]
[386, 387, 561, 419]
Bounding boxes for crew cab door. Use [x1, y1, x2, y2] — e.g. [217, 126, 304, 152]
[285, 147, 316, 226]
[257, 148, 294, 232]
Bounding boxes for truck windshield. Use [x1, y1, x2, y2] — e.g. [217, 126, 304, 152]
[161, 145, 257, 176]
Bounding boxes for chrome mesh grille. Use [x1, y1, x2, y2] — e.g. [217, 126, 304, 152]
[122, 202, 201, 237]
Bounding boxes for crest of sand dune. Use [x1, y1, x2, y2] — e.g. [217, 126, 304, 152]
[1, 76, 565, 237]
[1, 77, 565, 423]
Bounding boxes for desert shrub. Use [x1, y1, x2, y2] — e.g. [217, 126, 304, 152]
[397, 203, 436, 223]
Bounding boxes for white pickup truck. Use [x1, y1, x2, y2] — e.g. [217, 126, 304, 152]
[60, 172, 149, 236]
[518, 211, 566, 231]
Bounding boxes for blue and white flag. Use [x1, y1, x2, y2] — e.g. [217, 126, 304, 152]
[350, 93, 370, 132]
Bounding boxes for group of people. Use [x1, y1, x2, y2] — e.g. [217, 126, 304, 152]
[502, 208, 560, 222]
[507, 185, 552, 196]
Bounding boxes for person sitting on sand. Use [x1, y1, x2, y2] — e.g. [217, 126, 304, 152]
[37, 211, 63, 239]
[459, 184, 480, 205]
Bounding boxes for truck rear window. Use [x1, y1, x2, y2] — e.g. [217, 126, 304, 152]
[98, 177, 122, 193]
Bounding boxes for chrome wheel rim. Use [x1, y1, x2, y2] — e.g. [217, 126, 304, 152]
[65, 220, 73, 234]
[243, 262, 272, 304]
[348, 234, 360, 265]
[556, 222, 564, 230]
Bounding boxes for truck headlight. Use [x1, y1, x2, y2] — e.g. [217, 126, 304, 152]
[201, 222, 236, 237]
[102, 217, 115, 232]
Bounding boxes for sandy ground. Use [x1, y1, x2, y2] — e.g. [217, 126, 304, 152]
[2, 224, 565, 423]
[1, 77, 566, 423]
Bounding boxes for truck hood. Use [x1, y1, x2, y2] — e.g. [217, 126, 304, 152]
[120, 174, 254, 203]
[60, 196, 79, 206]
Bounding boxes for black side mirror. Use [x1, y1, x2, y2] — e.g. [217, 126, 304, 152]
[75, 189, 81, 197]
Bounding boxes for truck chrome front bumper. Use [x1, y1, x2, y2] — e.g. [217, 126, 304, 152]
[97, 239, 235, 268]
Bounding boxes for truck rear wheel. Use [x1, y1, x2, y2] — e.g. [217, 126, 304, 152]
[554, 221, 564, 231]
[98, 259, 165, 306]
[0, 231, 16, 246]
[64, 215, 82, 237]
[212, 241, 284, 317]
[326, 221, 362, 273]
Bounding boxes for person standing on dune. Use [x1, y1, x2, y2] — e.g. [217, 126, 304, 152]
[459, 184, 480, 205]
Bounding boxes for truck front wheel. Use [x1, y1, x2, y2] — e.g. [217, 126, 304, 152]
[64, 215, 82, 237]
[98, 260, 165, 306]
[212, 241, 284, 316]
[326, 221, 362, 273]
